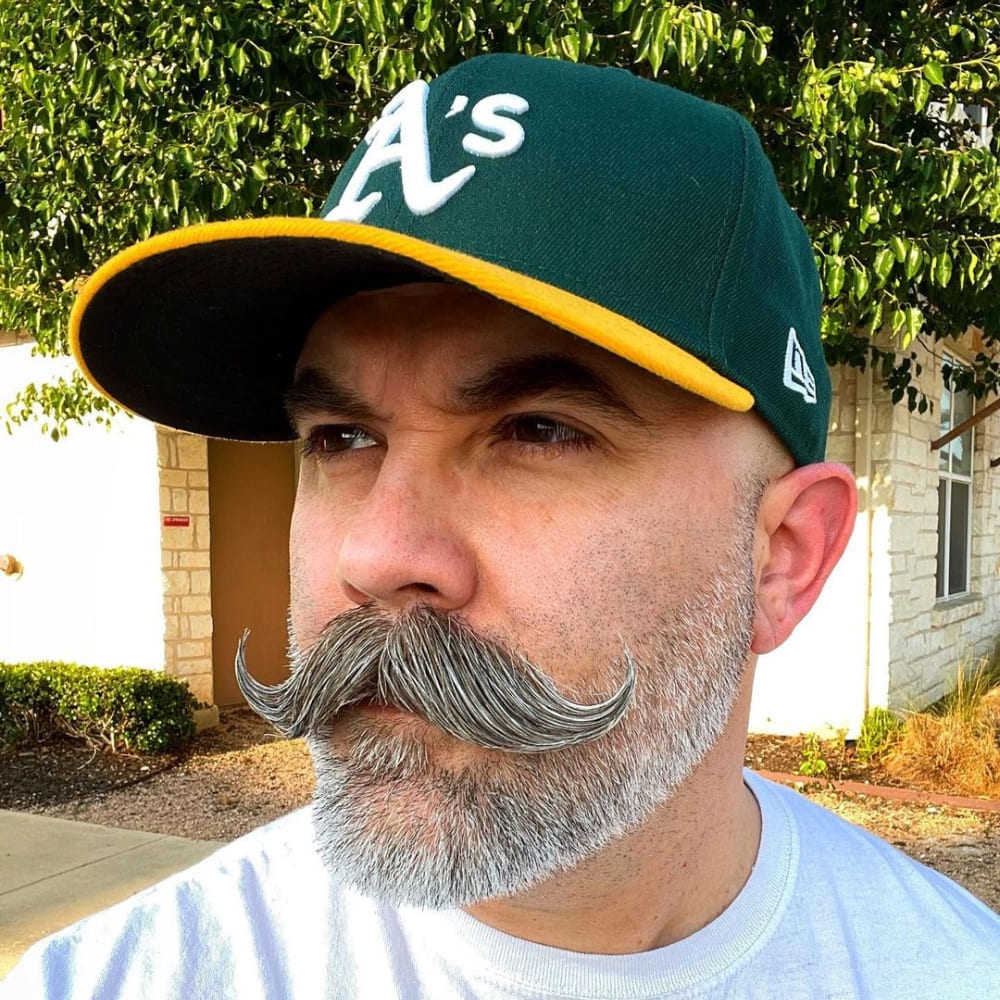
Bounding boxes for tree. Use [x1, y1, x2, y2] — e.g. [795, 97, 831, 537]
[2, 0, 999, 435]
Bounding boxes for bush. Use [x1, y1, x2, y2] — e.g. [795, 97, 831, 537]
[884, 650, 1000, 799]
[0, 661, 198, 753]
[856, 707, 904, 763]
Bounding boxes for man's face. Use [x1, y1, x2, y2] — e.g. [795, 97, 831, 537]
[277, 283, 765, 906]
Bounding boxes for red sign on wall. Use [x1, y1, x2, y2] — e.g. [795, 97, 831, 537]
[162, 515, 191, 527]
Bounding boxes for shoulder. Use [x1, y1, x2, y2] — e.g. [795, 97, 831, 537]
[746, 771, 1000, 983]
[1, 807, 344, 999]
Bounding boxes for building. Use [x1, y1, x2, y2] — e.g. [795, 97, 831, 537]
[752, 330, 1000, 735]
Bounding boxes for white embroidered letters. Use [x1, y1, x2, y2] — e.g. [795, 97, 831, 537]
[462, 94, 529, 157]
[783, 327, 818, 404]
[325, 82, 529, 223]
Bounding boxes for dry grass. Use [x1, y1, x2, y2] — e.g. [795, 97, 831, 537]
[885, 649, 1000, 799]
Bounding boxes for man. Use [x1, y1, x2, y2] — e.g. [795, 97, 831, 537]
[4, 54, 997, 998]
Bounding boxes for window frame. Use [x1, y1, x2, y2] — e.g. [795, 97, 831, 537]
[935, 353, 975, 601]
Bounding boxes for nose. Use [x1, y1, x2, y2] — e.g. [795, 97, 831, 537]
[336, 452, 478, 612]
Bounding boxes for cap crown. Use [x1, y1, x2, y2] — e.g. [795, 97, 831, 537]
[321, 54, 828, 465]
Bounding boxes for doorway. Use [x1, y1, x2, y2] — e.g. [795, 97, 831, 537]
[208, 440, 297, 706]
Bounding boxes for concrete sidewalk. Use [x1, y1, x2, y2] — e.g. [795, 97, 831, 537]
[0, 811, 223, 978]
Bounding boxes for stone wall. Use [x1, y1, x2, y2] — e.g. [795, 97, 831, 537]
[871, 337, 1000, 711]
[157, 428, 214, 705]
[0, 329, 35, 349]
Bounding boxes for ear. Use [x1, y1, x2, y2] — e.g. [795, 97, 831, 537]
[751, 463, 857, 655]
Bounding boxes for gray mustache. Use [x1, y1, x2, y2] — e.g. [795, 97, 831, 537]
[235, 604, 635, 753]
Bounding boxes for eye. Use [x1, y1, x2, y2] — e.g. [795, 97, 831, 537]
[301, 425, 378, 457]
[497, 414, 593, 450]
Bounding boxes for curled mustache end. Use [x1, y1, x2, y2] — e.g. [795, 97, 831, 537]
[234, 629, 305, 739]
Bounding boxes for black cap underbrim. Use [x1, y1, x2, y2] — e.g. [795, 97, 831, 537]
[75, 235, 438, 440]
[71, 218, 752, 441]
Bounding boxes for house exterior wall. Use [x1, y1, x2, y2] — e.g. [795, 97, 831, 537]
[157, 429, 214, 705]
[750, 339, 1000, 737]
[0, 339, 164, 669]
[749, 364, 871, 737]
[875, 339, 1000, 711]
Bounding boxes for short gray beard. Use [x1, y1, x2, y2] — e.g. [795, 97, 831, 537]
[238, 505, 758, 909]
[304, 566, 754, 908]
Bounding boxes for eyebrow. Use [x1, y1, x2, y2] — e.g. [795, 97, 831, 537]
[456, 353, 646, 424]
[283, 352, 647, 429]
[283, 367, 376, 428]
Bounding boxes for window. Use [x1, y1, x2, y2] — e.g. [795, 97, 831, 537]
[936, 355, 974, 599]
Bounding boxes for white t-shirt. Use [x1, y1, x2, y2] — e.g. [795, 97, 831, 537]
[4, 771, 998, 999]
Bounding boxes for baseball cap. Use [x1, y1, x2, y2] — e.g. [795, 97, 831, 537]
[71, 53, 829, 465]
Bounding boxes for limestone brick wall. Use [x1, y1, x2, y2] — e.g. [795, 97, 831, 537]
[0, 329, 35, 348]
[157, 428, 214, 705]
[826, 364, 860, 471]
[873, 338, 1000, 711]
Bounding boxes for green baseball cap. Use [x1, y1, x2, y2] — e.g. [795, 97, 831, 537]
[71, 53, 829, 464]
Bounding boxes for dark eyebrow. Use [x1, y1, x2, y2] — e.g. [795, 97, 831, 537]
[283, 367, 376, 428]
[456, 353, 646, 424]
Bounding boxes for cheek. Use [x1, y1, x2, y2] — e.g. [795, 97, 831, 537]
[478, 501, 695, 672]
[288, 494, 349, 644]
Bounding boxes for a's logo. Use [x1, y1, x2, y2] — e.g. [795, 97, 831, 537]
[783, 327, 817, 404]
[325, 80, 529, 223]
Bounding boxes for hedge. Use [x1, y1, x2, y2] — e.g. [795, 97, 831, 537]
[0, 661, 198, 753]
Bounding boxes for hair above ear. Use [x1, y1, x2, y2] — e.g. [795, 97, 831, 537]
[750, 462, 858, 655]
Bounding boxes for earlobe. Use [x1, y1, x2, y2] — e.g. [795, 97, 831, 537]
[750, 463, 857, 654]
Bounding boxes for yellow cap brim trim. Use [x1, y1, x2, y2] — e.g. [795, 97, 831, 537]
[70, 217, 754, 416]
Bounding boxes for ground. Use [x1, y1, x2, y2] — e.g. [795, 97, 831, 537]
[1, 709, 998, 913]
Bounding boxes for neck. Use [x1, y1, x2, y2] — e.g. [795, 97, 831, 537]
[463, 705, 759, 954]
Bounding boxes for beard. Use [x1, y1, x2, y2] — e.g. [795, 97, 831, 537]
[237, 514, 758, 909]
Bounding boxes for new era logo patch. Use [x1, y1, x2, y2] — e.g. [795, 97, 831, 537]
[783, 327, 817, 404]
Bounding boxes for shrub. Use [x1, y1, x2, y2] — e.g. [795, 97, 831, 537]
[797, 733, 829, 778]
[856, 707, 904, 763]
[0, 661, 198, 753]
[885, 650, 1000, 799]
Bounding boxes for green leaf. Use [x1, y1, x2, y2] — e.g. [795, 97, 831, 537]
[2, 0, 998, 429]
[559, 32, 580, 62]
[904, 244, 923, 280]
[902, 306, 922, 346]
[873, 248, 895, 285]
[826, 255, 846, 297]
[852, 266, 870, 302]
[966, 250, 980, 283]
[923, 61, 945, 86]
[211, 182, 232, 210]
[934, 252, 953, 288]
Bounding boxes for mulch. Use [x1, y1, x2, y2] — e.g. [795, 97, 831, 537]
[0, 723, 988, 813]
